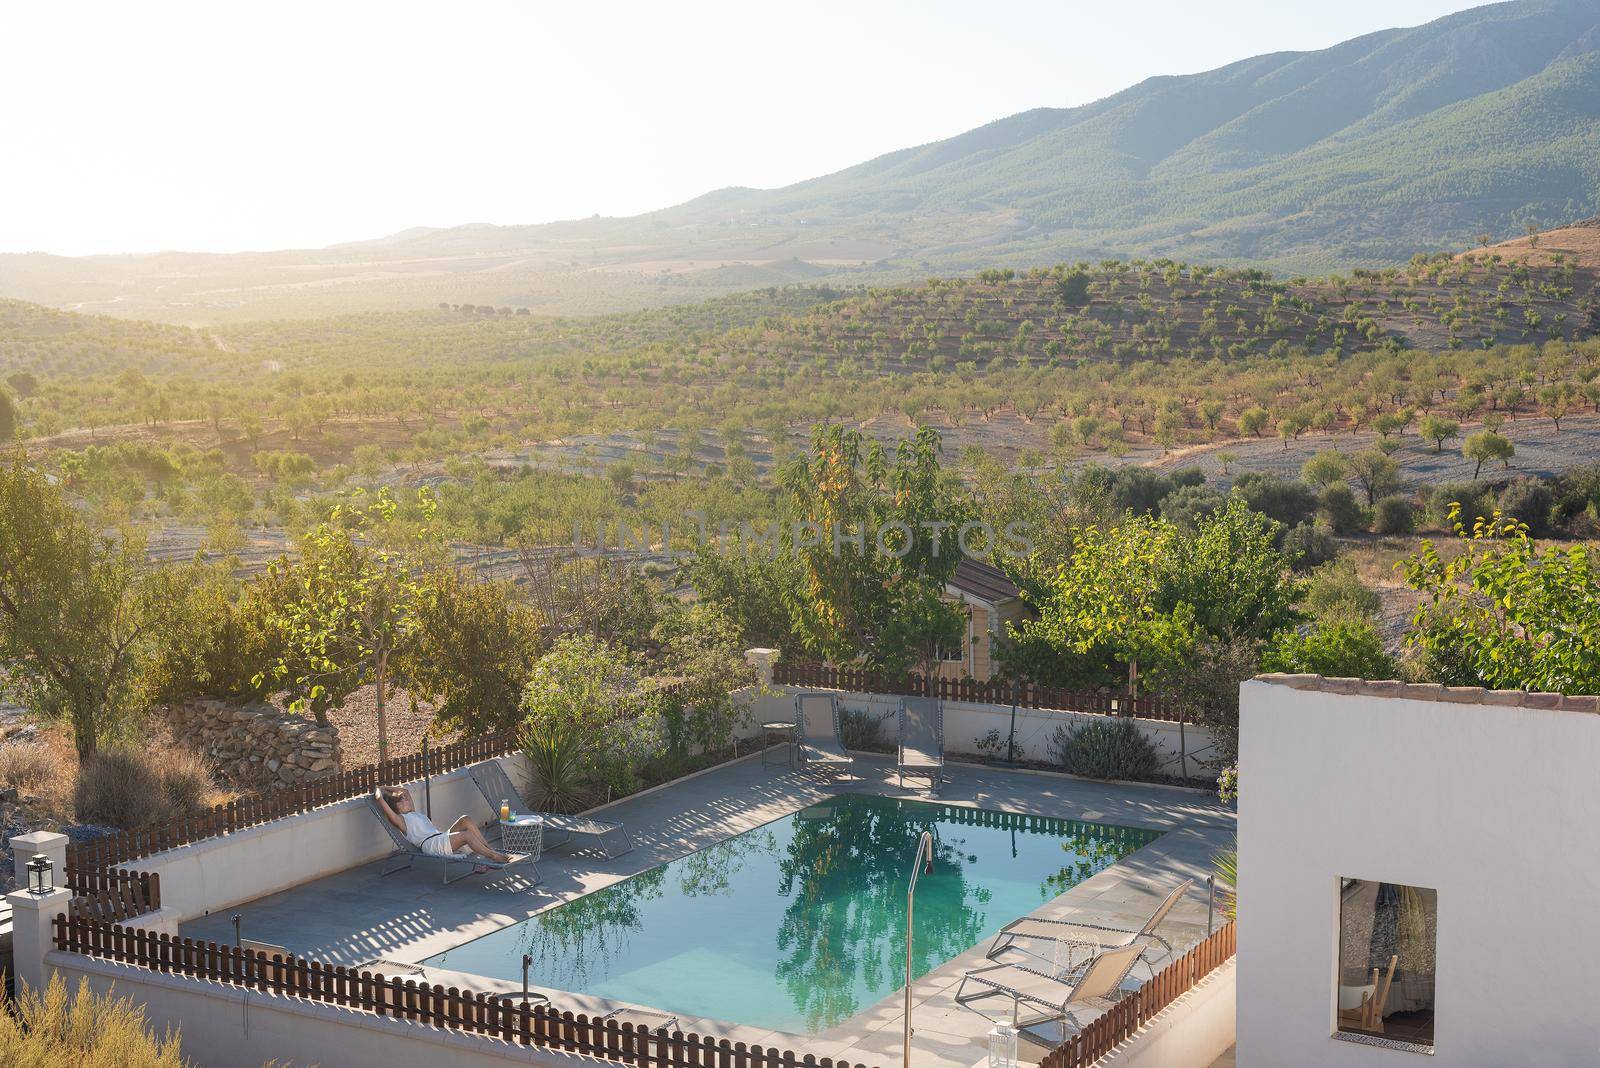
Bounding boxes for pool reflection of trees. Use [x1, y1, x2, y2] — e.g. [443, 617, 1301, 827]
[1040, 823, 1148, 900]
[775, 797, 989, 1032]
[513, 829, 779, 988]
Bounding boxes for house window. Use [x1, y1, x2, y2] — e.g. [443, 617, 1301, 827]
[935, 639, 964, 663]
[1336, 879, 1436, 1051]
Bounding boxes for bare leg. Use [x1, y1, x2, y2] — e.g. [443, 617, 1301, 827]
[449, 817, 510, 864]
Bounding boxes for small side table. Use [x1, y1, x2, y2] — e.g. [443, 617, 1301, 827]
[500, 815, 545, 861]
[761, 721, 797, 769]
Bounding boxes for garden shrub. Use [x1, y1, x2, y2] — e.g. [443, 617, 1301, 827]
[1372, 495, 1416, 534]
[839, 707, 895, 752]
[1304, 559, 1381, 618]
[1051, 718, 1159, 781]
[520, 635, 663, 800]
[1317, 483, 1363, 535]
[1281, 522, 1337, 571]
[1495, 478, 1553, 535]
[1426, 481, 1492, 527]
[74, 746, 219, 830]
[1262, 617, 1398, 680]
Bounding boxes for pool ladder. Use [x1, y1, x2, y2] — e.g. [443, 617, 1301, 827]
[904, 830, 934, 1068]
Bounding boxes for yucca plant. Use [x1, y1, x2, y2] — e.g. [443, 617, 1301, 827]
[1213, 840, 1238, 920]
[519, 722, 593, 814]
[0, 972, 191, 1067]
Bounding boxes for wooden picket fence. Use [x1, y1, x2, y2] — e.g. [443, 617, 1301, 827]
[1041, 921, 1236, 1068]
[65, 866, 161, 922]
[66, 729, 521, 871]
[53, 914, 877, 1068]
[773, 661, 1182, 722]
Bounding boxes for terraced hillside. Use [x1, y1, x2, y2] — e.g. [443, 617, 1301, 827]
[740, 254, 1599, 373]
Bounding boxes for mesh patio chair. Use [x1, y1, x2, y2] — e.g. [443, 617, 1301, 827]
[368, 797, 540, 886]
[986, 879, 1194, 974]
[470, 760, 633, 859]
[897, 695, 945, 794]
[795, 692, 856, 781]
[956, 940, 1147, 1036]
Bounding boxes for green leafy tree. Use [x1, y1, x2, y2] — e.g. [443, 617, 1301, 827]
[779, 425, 967, 678]
[1348, 449, 1401, 507]
[649, 601, 756, 759]
[1055, 270, 1091, 307]
[1419, 414, 1459, 452]
[0, 455, 185, 759]
[402, 567, 544, 736]
[1300, 451, 1348, 489]
[687, 537, 805, 656]
[260, 488, 441, 761]
[1402, 507, 1600, 692]
[1004, 500, 1299, 691]
[1462, 431, 1514, 479]
[0, 389, 17, 443]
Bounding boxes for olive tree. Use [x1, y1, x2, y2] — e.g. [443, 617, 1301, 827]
[0, 455, 184, 758]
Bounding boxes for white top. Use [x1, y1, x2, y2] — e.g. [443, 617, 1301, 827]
[401, 810, 444, 848]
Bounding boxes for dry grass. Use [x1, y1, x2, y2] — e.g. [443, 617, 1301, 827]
[0, 972, 190, 1067]
[74, 746, 225, 831]
[0, 732, 78, 821]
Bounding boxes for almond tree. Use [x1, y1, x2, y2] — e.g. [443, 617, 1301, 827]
[260, 488, 441, 762]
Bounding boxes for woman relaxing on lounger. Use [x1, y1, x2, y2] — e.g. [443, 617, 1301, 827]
[373, 786, 511, 865]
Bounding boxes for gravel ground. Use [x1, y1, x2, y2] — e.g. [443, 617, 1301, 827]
[1146, 413, 1600, 490]
[315, 685, 453, 768]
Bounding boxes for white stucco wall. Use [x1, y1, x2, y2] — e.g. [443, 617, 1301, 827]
[1098, 957, 1236, 1068]
[48, 951, 595, 1068]
[746, 684, 1219, 780]
[123, 755, 530, 924]
[1237, 679, 1600, 1066]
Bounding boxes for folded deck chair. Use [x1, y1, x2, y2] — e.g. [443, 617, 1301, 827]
[470, 760, 633, 859]
[795, 692, 856, 780]
[986, 879, 1194, 968]
[368, 797, 540, 886]
[897, 695, 945, 794]
[956, 940, 1146, 1035]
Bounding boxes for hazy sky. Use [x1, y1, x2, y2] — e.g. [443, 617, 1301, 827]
[4, 0, 1485, 256]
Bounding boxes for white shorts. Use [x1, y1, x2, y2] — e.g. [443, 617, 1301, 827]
[418, 831, 468, 859]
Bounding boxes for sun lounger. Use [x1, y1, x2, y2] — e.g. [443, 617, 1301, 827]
[368, 797, 540, 886]
[986, 879, 1194, 969]
[795, 691, 857, 780]
[470, 761, 633, 859]
[897, 695, 945, 793]
[957, 940, 1147, 1033]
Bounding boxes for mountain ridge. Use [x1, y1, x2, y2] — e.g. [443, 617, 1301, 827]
[4, 0, 1599, 322]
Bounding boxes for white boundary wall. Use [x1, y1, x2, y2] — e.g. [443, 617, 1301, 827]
[48, 951, 593, 1068]
[1238, 677, 1600, 1067]
[121, 754, 530, 924]
[746, 684, 1219, 780]
[1098, 957, 1236, 1068]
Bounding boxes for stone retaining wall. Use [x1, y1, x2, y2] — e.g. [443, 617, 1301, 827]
[169, 701, 342, 788]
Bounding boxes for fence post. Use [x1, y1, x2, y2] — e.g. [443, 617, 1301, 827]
[6, 878, 74, 995]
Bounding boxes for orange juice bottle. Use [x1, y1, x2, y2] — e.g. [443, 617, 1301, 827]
[499, 799, 510, 821]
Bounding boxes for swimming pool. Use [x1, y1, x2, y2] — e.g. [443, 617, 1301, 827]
[421, 794, 1160, 1034]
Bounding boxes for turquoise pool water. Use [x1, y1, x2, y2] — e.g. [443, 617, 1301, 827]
[421, 794, 1160, 1034]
